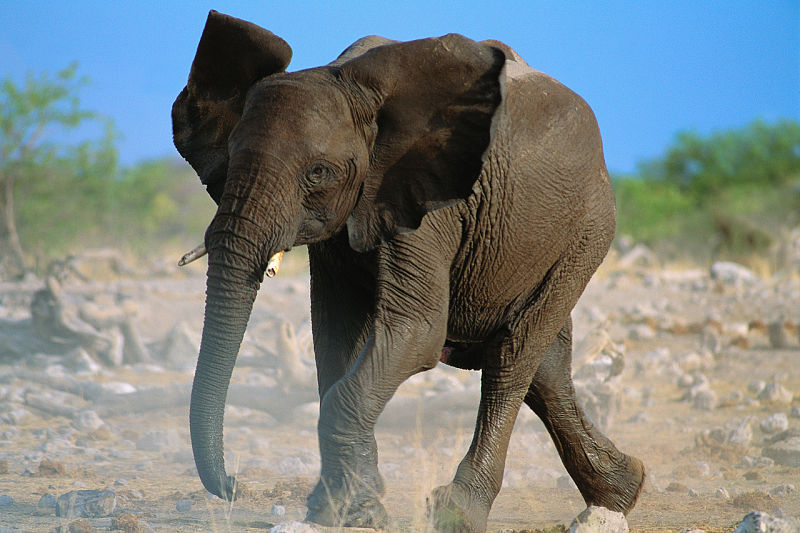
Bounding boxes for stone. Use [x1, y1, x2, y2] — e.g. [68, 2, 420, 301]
[0, 494, 14, 506]
[758, 382, 793, 405]
[710, 261, 757, 285]
[728, 421, 754, 448]
[628, 324, 655, 341]
[38, 458, 67, 476]
[748, 380, 766, 395]
[762, 437, 800, 467]
[61, 519, 96, 533]
[269, 522, 321, 533]
[760, 413, 789, 434]
[692, 387, 718, 410]
[72, 410, 105, 432]
[157, 321, 200, 365]
[55, 489, 116, 518]
[769, 484, 796, 496]
[38, 492, 57, 509]
[99, 381, 136, 395]
[569, 505, 629, 533]
[791, 406, 800, 419]
[733, 511, 799, 533]
[110, 512, 141, 532]
[716, 487, 731, 499]
[176, 498, 192, 511]
[271, 504, 286, 517]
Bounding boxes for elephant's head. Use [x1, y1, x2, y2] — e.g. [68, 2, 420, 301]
[173, 10, 505, 499]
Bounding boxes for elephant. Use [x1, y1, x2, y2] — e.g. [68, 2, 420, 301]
[172, 10, 645, 532]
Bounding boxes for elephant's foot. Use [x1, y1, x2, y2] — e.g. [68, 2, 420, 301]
[305, 477, 388, 529]
[427, 483, 489, 533]
[576, 451, 646, 515]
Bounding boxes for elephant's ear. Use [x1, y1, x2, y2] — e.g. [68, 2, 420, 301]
[339, 34, 506, 252]
[172, 10, 292, 203]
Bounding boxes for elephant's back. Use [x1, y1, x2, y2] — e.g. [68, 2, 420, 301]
[445, 68, 614, 342]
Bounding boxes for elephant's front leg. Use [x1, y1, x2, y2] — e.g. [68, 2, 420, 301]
[306, 240, 451, 529]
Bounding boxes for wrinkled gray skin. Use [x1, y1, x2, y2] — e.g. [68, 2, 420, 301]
[173, 11, 645, 532]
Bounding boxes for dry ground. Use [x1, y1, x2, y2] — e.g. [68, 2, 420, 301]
[0, 251, 798, 531]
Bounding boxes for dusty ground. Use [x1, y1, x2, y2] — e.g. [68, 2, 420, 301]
[0, 250, 798, 532]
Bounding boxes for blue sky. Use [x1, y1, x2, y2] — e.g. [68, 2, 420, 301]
[1, 1, 798, 174]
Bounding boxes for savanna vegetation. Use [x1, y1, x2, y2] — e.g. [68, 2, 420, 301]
[1, 65, 798, 279]
[613, 120, 800, 266]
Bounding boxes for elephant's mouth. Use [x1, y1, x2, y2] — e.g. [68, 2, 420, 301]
[178, 243, 286, 279]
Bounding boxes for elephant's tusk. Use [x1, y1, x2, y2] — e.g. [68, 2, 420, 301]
[178, 244, 283, 277]
[178, 243, 207, 267]
[266, 251, 285, 278]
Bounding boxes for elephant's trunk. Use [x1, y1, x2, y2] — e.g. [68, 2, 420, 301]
[190, 213, 268, 500]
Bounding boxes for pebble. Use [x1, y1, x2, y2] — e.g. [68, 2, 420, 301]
[0, 494, 14, 506]
[569, 505, 629, 533]
[710, 261, 757, 285]
[176, 498, 192, 511]
[760, 413, 789, 434]
[790, 406, 800, 419]
[748, 380, 766, 395]
[628, 324, 656, 341]
[270, 522, 321, 533]
[762, 436, 800, 467]
[110, 513, 140, 532]
[769, 484, 796, 496]
[55, 489, 116, 518]
[728, 421, 754, 448]
[733, 511, 799, 533]
[98, 381, 136, 395]
[692, 388, 718, 410]
[271, 504, 286, 517]
[716, 487, 731, 499]
[758, 382, 793, 405]
[38, 492, 57, 509]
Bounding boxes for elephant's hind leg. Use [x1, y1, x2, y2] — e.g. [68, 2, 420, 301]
[525, 317, 645, 514]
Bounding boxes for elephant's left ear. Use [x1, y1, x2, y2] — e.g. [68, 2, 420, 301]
[172, 11, 292, 203]
[339, 34, 507, 252]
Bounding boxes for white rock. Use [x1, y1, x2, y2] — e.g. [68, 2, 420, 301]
[693, 388, 718, 410]
[762, 437, 800, 467]
[728, 421, 754, 448]
[72, 410, 105, 432]
[271, 504, 286, 517]
[710, 262, 757, 285]
[748, 380, 766, 395]
[758, 382, 794, 405]
[732, 511, 800, 533]
[760, 413, 789, 434]
[769, 484, 796, 496]
[270, 522, 321, 533]
[716, 487, 731, 499]
[98, 381, 136, 395]
[569, 506, 629, 533]
[628, 324, 655, 341]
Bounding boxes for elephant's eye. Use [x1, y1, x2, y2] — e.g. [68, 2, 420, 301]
[307, 163, 331, 184]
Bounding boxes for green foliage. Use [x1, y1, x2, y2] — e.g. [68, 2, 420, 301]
[614, 119, 800, 264]
[2, 65, 215, 272]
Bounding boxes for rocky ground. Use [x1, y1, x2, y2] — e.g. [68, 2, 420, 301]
[0, 248, 799, 532]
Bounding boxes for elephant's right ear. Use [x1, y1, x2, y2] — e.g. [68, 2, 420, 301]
[172, 10, 291, 203]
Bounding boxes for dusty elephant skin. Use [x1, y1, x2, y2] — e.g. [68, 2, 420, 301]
[172, 10, 644, 532]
